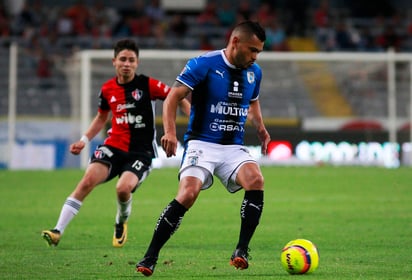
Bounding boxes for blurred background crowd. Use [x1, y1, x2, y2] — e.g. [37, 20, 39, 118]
[1, 0, 411, 168]
[1, 0, 411, 90]
[1, 0, 411, 116]
[1, 0, 412, 55]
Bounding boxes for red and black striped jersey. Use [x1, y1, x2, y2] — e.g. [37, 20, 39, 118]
[98, 74, 170, 157]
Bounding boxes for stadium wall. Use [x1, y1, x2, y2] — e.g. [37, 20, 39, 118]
[0, 119, 406, 169]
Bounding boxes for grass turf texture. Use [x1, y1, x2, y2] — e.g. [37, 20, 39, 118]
[0, 166, 411, 279]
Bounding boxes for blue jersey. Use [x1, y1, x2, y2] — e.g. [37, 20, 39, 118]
[177, 49, 262, 145]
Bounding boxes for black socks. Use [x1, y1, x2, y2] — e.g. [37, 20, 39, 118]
[237, 190, 264, 249]
[144, 190, 264, 258]
[145, 199, 187, 258]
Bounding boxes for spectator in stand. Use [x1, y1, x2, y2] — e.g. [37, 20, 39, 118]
[375, 25, 402, 51]
[65, 0, 90, 36]
[314, 0, 331, 28]
[254, 2, 276, 24]
[14, 1, 42, 35]
[262, 18, 289, 51]
[145, 0, 165, 23]
[237, 0, 254, 21]
[56, 8, 74, 37]
[370, 14, 386, 37]
[197, 1, 219, 27]
[88, 1, 120, 39]
[358, 26, 379, 51]
[36, 48, 54, 90]
[0, 4, 10, 38]
[129, 14, 152, 37]
[217, 1, 236, 27]
[151, 19, 166, 48]
[405, 19, 412, 51]
[120, 0, 146, 18]
[30, 1, 50, 27]
[40, 28, 66, 56]
[313, 0, 335, 51]
[125, 0, 153, 37]
[347, 0, 395, 18]
[112, 16, 133, 38]
[169, 13, 188, 38]
[23, 35, 56, 90]
[199, 34, 215, 50]
[284, 0, 309, 36]
[36, 4, 60, 40]
[334, 21, 358, 51]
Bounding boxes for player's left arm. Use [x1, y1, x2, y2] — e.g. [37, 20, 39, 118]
[70, 110, 110, 155]
[248, 100, 271, 155]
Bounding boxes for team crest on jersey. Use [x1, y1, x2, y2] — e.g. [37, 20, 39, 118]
[247, 72, 255, 84]
[131, 89, 143, 101]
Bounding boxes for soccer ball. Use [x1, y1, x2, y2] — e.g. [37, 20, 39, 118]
[280, 239, 319, 274]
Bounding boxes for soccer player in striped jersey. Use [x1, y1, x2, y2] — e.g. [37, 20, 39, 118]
[42, 38, 190, 248]
[136, 20, 271, 276]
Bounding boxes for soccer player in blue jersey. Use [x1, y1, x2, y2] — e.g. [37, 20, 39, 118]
[136, 21, 271, 276]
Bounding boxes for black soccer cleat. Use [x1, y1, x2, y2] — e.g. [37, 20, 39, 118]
[136, 256, 158, 277]
[230, 248, 250, 270]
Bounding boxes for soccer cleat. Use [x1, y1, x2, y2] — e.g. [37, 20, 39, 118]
[42, 229, 61, 247]
[136, 256, 158, 277]
[230, 248, 250, 270]
[113, 222, 128, 248]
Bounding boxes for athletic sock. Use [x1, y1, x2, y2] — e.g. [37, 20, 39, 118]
[55, 197, 82, 234]
[116, 196, 132, 224]
[236, 190, 264, 249]
[145, 199, 187, 258]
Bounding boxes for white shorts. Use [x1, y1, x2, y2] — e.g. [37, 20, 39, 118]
[179, 140, 257, 193]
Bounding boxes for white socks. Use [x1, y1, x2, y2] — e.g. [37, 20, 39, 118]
[53, 196, 132, 233]
[116, 196, 132, 225]
[55, 197, 82, 234]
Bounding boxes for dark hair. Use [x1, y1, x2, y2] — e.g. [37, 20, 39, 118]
[234, 21, 266, 42]
[113, 39, 139, 58]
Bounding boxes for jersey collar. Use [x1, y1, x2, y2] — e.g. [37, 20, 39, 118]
[221, 49, 237, 69]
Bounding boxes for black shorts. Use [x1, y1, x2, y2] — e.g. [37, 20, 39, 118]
[90, 145, 152, 192]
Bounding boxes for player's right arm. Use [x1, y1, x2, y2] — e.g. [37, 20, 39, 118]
[161, 81, 191, 157]
[70, 110, 110, 155]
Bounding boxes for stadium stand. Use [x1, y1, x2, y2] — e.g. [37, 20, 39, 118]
[1, 0, 412, 119]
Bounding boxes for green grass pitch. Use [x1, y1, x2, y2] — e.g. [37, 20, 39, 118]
[0, 166, 411, 279]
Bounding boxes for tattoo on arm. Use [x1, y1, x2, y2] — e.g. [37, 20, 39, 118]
[172, 81, 192, 98]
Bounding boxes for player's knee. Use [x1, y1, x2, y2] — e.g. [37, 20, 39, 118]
[179, 191, 198, 208]
[79, 175, 97, 191]
[247, 173, 264, 190]
[116, 183, 133, 199]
